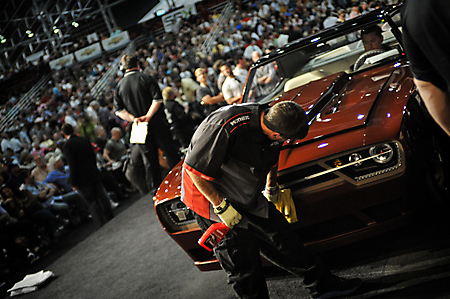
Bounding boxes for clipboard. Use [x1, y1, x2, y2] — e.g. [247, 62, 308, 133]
[130, 122, 148, 144]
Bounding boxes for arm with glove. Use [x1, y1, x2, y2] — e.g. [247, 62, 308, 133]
[263, 165, 298, 223]
[186, 169, 242, 229]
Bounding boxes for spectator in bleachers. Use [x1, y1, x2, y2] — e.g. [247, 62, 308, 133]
[1, 182, 64, 244]
[77, 113, 97, 143]
[243, 39, 263, 60]
[19, 169, 90, 226]
[251, 50, 279, 100]
[7, 162, 23, 189]
[232, 58, 250, 77]
[162, 87, 196, 149]
[219, 61, 246, 105]
[103, 127, 128, 164]
[31, 154, 50, 183]
[94, 126, 108, 155]
[195, 68, 225, 116]
[86, 100, 100, 125]
[44, 154, 74, 195]
[64, 108, 78, 127]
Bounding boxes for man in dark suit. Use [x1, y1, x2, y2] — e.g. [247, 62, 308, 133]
[61, 123, 114, 226]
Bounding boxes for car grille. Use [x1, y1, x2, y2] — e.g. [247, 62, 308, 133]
[278, 141, 405, 193]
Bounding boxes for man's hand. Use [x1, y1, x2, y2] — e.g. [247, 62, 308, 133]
[263, 185, 279, 204]
[213, 199, 242, 229]
[135, 115, 151, 123]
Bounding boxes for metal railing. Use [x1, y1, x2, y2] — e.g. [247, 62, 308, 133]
[0, 73, 52, 133]
[200, 1, 234, 57]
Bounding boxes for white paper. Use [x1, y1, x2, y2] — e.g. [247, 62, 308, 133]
[10, 286, 38, 297]
[130, 122, 148, 144]
[8, 270, 54, 295]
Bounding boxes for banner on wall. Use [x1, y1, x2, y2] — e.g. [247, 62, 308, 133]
[48, 30, 129, 69]
[101, 31, 130, 52]
[25, 51, 45, 66]
[161, 4, 197, 32]
[49, 54, 75, 70]
[74, 42, 102, 62]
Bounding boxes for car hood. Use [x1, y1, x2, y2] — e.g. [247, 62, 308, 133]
[281, 65, 408, 144]
[287, 71, 384, 141]
[278, 62, 414, 168]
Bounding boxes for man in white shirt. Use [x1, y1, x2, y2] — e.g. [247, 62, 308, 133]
[323, 10, 339, 29]
[220, 62, 247, 105]
[243, 40, 263, 60]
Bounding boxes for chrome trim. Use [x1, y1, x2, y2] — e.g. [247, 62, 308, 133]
[297, 149, 393, 183]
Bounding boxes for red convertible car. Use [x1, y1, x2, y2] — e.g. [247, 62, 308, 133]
[154, 5, 449, 271]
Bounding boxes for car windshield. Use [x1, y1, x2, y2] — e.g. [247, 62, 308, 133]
[242, 8, 403, 104]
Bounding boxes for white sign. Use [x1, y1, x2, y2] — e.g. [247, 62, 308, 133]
[101, 31, 130, 52]
[25, 50, 45, 65]
[74, 42, 102, 62]
[49, 54, 75, 70]
[162, 4, 197, 32]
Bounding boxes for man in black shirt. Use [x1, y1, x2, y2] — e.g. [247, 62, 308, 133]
[402, 0, 450, 137]
[62, 124, 114, 227]
[114, 54, 181, 195]
[162, 87, 195, 149]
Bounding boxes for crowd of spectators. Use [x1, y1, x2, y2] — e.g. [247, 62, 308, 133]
[0, 0, 400, 283]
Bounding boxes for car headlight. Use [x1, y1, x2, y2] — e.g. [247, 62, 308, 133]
[349, 153, 363, 166]
[155, 198, 198, 233]
[369, 143, 394, 164]
[325, 141, 403, 183]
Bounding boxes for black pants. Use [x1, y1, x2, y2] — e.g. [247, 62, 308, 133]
[195, 203, 326, 299]
[77, 181, 114, 227]
[128, 121, 181, 195]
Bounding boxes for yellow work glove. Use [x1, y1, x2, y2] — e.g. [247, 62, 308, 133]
[276, 189, 298, 223]
[213, 199, 242, 229]
[263, 185, 280, 204]
[264, 186, 298, 224]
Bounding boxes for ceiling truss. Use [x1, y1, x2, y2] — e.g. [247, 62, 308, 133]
[0, 0, 126, 70]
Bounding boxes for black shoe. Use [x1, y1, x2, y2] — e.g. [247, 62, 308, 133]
[311, 275, 362, 299]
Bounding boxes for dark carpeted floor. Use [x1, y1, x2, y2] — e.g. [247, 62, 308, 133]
[1, 192, 235, 299]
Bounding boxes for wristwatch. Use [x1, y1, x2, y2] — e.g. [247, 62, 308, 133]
[214, 198, 230, 215]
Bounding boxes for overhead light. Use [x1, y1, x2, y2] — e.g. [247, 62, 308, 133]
[53, 26, 60, 34]
[26, 30, 34, 38]
[0, 35, 6, 43]
[72, 21, 79, 28]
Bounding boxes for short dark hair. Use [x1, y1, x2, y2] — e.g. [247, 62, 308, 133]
[121, 54, 139, 70]
[264, 101, 309, 140]
[62, 123, 74, 136]
[218, 61, 231, 69]
[213, 59, 224, 71]
[361, 25, 382, 38]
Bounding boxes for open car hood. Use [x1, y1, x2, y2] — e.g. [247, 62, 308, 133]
[284, 70, 393, 142]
